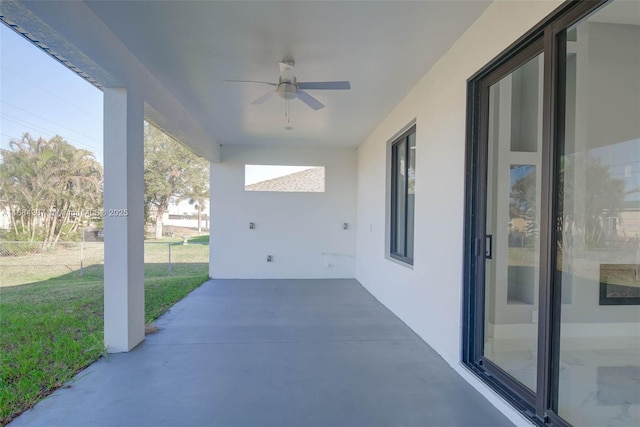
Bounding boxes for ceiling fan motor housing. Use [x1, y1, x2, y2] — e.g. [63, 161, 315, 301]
[277, 77, 298, 100]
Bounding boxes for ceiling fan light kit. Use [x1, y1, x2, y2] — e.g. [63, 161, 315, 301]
[276, 80, 298, 100]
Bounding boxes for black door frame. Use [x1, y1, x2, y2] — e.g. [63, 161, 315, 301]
[462, 1, 609, 426]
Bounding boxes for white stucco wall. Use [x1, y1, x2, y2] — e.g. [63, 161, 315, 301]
[355, 1, 563, 425]
[210, 145, 357, 279]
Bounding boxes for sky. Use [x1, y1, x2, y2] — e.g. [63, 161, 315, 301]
[0, 24, 306, 188]
[0, 24, 104, 164]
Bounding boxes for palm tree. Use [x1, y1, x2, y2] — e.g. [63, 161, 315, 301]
[188, 194, 208, 235]
[0, 133, 103, 247]
[186, 166, 209, 235]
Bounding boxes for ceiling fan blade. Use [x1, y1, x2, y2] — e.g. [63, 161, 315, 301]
[279, 61, 295, 82]
[252, 90, 277, 105]
[297, 89, 325, 110]
[297, 81, 351, 90]
[224, 80, 277, 86]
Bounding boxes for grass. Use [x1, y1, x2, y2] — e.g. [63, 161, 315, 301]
[145, 276, 207, 322]
[147, 235, 209, 244]
[0, 274, 208, 425]
[508, 247, 537, 267]
[0, 236, 209, 287]
[600, 264, 640, 288]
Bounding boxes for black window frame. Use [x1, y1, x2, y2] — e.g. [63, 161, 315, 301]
[390, 125, 416, 265]
[462, 1, 610, 426]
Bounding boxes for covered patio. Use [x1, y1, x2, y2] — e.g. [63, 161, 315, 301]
[3, 0, 614, 425]
[10, 279, 512, 426]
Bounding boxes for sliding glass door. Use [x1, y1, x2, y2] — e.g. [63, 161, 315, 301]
[483, 51, 544, 393]
[464, 1, 639, 426]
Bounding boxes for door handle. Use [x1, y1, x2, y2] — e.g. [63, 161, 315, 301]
[485, 234, 493, 259]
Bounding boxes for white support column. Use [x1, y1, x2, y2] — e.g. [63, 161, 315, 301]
[103, 88, 145, 353]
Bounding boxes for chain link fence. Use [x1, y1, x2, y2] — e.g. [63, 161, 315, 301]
[0, 240, 209, 287]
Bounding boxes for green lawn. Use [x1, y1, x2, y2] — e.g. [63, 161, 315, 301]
[0, 236, 209, 287]
[148, 235, 209, 244]
[0, 274, 208, 425]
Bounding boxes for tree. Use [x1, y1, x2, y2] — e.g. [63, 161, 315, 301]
[0, 133, 103, 246]
[509, 166, 537, 246]
[558, 154, 626, 248]
[144, 122, 209, 239]
[186, 165, 209, 234]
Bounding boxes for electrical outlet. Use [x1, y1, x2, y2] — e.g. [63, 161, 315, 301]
[267, 255, 272, 262]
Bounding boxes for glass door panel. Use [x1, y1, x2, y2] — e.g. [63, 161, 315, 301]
[484, 53, 544, 392]
[555, 2, 640, 425]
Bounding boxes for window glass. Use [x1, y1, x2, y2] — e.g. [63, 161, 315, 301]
[245, 165, 325, 192]
[390, 126, 416, 264]
[406, 133, 416, 260]
[394, 140, 407, 254]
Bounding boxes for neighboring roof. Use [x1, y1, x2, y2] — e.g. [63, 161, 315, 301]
[622, 200, 640, 210]
[245, 167, 324, 193]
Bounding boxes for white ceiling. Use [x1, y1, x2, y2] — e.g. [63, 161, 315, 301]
[3, 1, 491, 152]
[81, 1, 490, 148]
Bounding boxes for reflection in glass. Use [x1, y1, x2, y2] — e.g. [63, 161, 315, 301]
[394, 140, 406, 253]
[407, 133, 416, 260]
[483, 53, 543, 392]
[555, 2, 640, 425]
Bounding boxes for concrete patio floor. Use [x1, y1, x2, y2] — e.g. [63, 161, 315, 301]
[11, 279, 513, 426]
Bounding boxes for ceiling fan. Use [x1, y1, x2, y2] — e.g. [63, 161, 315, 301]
[225, 60, 351, 111]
